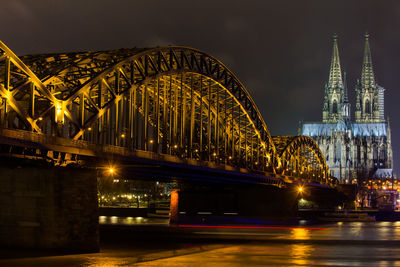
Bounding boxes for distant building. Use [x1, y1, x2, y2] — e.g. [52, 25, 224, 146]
[299, 33, 393, 183]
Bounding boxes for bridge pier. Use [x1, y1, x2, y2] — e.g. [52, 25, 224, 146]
[0, 158, 99, 252]
[170, 184, 300, 225]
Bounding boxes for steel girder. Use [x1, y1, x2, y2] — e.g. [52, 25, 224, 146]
[0, 41, 331, 182]
[272, 136, 332, 184]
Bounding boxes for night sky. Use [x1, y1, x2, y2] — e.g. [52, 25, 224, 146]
[1, 1, 399, 172]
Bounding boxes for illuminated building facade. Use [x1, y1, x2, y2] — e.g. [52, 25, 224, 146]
[300, 34, 393, 183]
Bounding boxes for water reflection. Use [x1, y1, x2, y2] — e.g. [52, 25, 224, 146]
[291, 228, 310, 240]
[5, 221, 400, 266]
[290, 244, 314, 265]
[99, 215, 168, 225]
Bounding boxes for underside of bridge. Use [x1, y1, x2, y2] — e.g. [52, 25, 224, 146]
[0, 42, 339, 251]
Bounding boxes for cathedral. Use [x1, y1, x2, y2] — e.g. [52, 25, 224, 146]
[300, 33, 393, 184]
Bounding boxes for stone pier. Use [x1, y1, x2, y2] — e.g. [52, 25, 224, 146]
[0, 158, 99, 252]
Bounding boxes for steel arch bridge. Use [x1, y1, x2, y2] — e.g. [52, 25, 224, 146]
[0, 41, 332, 186]
[272, 136, 330, 183]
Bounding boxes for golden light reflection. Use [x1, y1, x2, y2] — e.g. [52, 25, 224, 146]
[290, 244, 314, 266]
[125, 217, 134, 225]
[291, 228, 310, 240]
[110, 216, 118, 224]
[99, 216, 107, 224]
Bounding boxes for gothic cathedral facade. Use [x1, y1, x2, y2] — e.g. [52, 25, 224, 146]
[300, 34, 393, 184]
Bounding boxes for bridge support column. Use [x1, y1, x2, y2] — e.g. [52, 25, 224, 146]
[0, 158, 99, 252]
[169, 184, 299, 225]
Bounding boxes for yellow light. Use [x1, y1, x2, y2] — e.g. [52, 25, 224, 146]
[38, 117, 43, 121]
[56, 105, 61, 115]
[213, 152, 217, 156]
[149, 139, 154, 144]
[121, 134, 125, 138]
[88, 127, 92, 131]
[229, 156, 232, 160]
[195, 149, 199, 153]
[174, 144, 178, 149]
[4, 90, 11, 99]
[298, 186, 303, 193]
[109, 168, 114, 174]
[55, 101, 64, 123]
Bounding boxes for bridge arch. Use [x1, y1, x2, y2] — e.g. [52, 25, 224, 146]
[272, 136, 330, 183]
[0, 44, 278, 172]
[0, 41, 331, 184]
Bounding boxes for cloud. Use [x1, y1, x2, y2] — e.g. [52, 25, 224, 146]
[142, 36, 174, 48]
[0, 1, 37, 22]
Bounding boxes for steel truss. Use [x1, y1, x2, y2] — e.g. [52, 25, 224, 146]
[0, 42, 330, 183]
[273, 136, 330, 183]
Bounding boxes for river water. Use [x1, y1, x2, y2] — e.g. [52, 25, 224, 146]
[2, 219, 400, 266]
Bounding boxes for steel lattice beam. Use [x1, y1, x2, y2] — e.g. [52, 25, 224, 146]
[0, 41, 334, 185]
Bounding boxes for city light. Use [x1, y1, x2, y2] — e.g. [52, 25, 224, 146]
[298, 186, 303, 193]
[109, 167, 114, 174]
[55, 101, 64, 123]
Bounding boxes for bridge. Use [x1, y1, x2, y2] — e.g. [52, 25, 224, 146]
[0, 42, 339, 251]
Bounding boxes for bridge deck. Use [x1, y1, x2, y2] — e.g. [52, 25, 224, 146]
[0, 128, 332, 188]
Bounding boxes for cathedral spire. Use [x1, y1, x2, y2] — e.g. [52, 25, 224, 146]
[343, 71, 348, 103]
[341, 71, 351, 121]
[360, 32, 376, 89]
[328, 33, 343, 89]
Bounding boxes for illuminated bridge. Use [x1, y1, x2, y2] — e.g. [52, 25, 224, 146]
[0, 42, 340, 251]
[0, 41, 333, 186]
